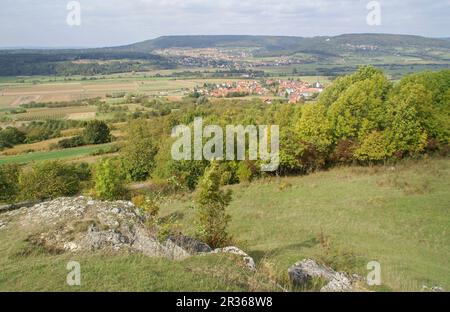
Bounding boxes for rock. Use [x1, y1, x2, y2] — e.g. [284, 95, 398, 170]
[5, 196, 223, 262]
[421, 285, 445, 292]
[167, 234, 212, 254]
[212, 246, 256, 271]
[5, 197, 260, 270]
[288, 259, 361, 292]
[288, 259, 335, 285]
[320, 272, 353, 292]
[63, 242, 79, 251]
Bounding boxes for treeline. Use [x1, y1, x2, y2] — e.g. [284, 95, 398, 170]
[278, 67, 449, 173]
[20, 98, 102, 109]
[55, 120, 112, 149]
[0, 51, 173, 76]
[0, 120, 86, 149]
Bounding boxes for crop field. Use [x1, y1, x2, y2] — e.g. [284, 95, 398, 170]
[0, 77, 242, 108]
[0, 74, 331, 110]
[12, 106, 98, 121]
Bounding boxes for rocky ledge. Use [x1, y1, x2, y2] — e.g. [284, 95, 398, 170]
[288, 259, 365, 292]
[0, 196, 255, 269]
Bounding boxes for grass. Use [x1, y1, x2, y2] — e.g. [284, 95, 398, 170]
[0, 229, 277, 291]
[0, 158, 448, 291]
[0, 211, 277, 291]
[0, 143, 114, 165]
[160, 157, 450, 291]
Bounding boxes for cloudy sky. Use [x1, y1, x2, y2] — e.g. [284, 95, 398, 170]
[0, 0, 449, 48]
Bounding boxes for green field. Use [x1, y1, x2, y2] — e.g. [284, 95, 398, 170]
[0, 158, 448, 291]
[0, 143, 114, 165]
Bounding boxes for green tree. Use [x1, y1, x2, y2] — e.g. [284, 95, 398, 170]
[384, 83, 429, 155]
[296, 103, 333, 153]
[82, 120, 111, 145]
[0, 127, 26, 148]
[195, 161, 232, 248]
[327, 70, 391, 141]
[0, 164, 20, 203]
[94, 158, 127, 200]
[122, 119, 158, 181]
[354, 131, 393, 161]
[19, 161, 83, 200]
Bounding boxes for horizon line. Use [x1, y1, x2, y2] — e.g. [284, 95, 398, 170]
[0, 32, 449, 50]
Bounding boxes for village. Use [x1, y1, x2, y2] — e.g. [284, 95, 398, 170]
[195, 79, 324, 103]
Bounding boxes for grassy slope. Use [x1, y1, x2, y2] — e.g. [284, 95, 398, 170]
[162, 158, 450, 291]
[0, 158, 448, 291]
[0, 235, 276, 291]
[0, 216, 277, 292]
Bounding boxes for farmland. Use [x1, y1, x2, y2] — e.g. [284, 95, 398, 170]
[0, 143, 115, 165]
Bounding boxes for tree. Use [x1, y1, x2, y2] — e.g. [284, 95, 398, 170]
[18, 161, 83, 200]
[82, 120, 111, 145]
[195, 161, 232, 248]
[94, 158, 127, 200]
[384, 83, 429, 155]
[297, 103, 332, 149]
[354, 131, 393, 161]
[122, 119, 158, 181]
[326, 70, 391, 141]
[0, 127, 26, 148]
[0, 164, 20, 203]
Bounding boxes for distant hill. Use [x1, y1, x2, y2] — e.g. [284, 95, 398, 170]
[116, 33, 450, 57]
[0, 34, 448, 76]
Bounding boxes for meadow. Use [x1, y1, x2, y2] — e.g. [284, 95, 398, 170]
[161, 158, 450, 291]
[0, 158, 448, 291]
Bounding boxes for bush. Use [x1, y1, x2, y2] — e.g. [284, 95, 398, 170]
[237, 161, 256, 183]
[25, 126, 54, 143]
[57, 136, 84, 149]
[167, 160, 209, 191]
[332, 139, 357, 163]
[82, 120, 111, 145]
[94, 158, 127, 200]
[195, 161, 232, 248]
[0, 127, 26, 148]
[0, 164, 20, 203]
[131, 195, 159, 218]
[18, 161, 85, 200]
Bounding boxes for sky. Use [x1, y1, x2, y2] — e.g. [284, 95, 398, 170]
[0, 0, 449, 48]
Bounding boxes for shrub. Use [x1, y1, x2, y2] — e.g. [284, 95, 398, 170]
[332, 139, 357, 163]
[131, 195, 159, 218]
[0, 127, 26, 147]
[0, 164, 20, 203]
[218, 161, 240, 186]
[18, 161, 84, 200]
[237, 161, 255, 183]
[195, 161, 232, 248]
[94, 158, 127, 200]
[167, 160, 209, 191]
[57, 136, 84, 149]
[25, 126, 54, 143]
[82, 120, 111, 145]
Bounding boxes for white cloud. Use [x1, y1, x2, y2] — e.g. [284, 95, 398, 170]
[0, 0, 448, 47]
